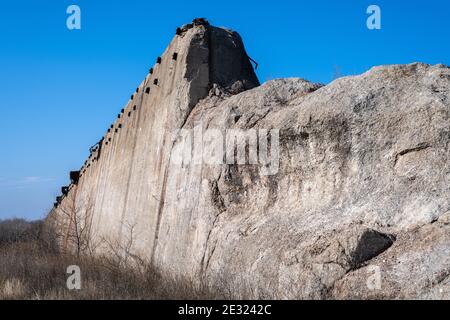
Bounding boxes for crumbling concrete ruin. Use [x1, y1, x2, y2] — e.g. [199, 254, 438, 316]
[48, 19, 450, 299]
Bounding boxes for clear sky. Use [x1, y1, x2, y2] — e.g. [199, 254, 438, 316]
[0, 0, 449, 220]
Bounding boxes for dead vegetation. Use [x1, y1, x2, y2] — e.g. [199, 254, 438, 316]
[0, 218, 216, 300]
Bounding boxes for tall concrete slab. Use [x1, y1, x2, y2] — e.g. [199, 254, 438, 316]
[49, 21, 259, 263]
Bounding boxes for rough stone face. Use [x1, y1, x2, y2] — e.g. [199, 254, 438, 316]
[49, 22, 450, 299]
[332, 219, 450, 299]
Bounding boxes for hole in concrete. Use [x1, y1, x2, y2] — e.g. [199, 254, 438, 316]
[156, 57, 162, 64]
[172, 52, 178, 60]
[70, 171, 80, 184]
[154, 79, 158, 85]
[145, 87, 150, 94]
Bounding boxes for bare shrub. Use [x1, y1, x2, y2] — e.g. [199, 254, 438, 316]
[50, 191, 95, 257]
[0, 219, 42, 245]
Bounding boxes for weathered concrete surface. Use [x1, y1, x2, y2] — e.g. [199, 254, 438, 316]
[50, 22, 259, 258]
[49, 21, 450, 299]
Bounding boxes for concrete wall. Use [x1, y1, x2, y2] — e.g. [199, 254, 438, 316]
[46, 25, 450, 298]
[49, 23, 259, 265]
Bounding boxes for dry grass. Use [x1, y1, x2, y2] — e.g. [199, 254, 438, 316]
[0, 219, 216, 300]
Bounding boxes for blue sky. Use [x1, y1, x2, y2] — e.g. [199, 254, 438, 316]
[0, 0, 449, 220]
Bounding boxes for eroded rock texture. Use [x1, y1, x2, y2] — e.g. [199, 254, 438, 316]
[49, 21, 450, 299]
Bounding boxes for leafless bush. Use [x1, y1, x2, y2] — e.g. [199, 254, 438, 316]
[51, 191, 95, 257]
[0, 219, 42, 245]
